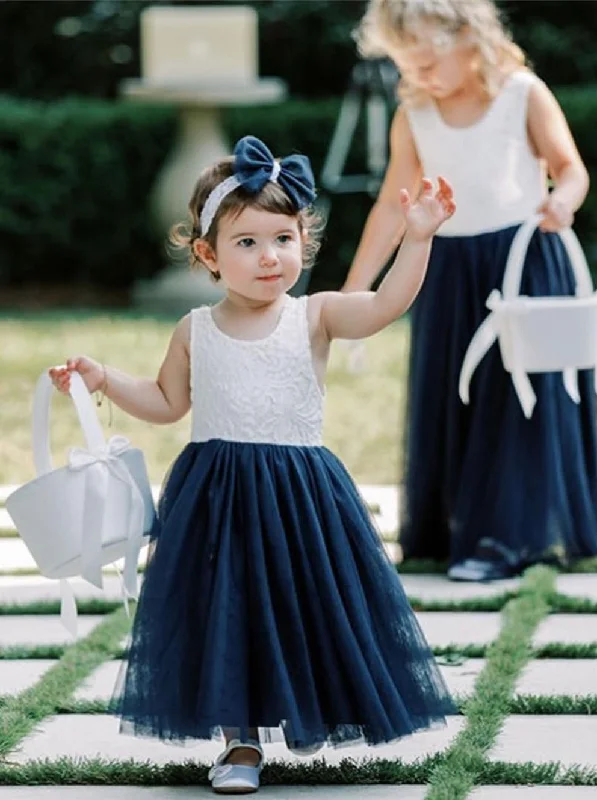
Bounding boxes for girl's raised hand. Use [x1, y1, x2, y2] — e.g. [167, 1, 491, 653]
[400, 177, 456, 241]
[48, 356, 105, 396]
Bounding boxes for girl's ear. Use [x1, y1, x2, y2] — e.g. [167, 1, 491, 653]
[193, 238, 217, 269]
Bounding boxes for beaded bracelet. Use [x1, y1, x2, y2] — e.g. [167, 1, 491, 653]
[96, 363, 113, 426]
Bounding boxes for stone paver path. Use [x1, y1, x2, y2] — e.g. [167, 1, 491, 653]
[2, 483, 597, 798]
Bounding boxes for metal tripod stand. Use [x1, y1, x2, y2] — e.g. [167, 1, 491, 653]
[320, 57, 399, 200]
[292, 58, 399, 296]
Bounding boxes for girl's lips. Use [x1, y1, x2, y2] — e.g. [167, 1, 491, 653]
[258, 275, 282, 282]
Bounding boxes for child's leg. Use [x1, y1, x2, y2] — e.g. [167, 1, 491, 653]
[222, 727, 261, 767]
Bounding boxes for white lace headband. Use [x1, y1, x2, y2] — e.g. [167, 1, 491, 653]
[200, 160, 282, 236]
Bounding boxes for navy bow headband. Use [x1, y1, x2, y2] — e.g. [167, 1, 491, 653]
[199, 136, 316, 235]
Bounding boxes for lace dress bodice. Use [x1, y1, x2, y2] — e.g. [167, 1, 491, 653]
[405, 71, 547, 236]
[189, 294, 324, 446]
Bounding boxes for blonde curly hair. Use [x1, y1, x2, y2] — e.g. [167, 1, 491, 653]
[355, 0, 528, 106]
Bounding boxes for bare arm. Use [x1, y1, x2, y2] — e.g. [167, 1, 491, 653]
[342, 107, 423, 291]
[318, 177, 455, 341]
[50, 315, 192, 425]
[528, 80, 590, 231]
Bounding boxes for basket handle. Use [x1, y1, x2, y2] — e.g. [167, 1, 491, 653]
[32, 370, 106, 476]
[502, 213, 593, 300]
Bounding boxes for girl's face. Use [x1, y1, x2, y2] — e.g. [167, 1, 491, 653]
[391, 28, 478, 99]
[204, 206, 304, 302]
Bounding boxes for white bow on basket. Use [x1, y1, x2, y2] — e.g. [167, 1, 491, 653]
[459, 214, 597, 419]
[6, 371, 156, 637]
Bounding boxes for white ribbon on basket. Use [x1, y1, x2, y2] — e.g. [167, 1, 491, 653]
[27, 371, 149, 638]
[59, 435, 146, 637]
[459, 215, 597, 419]
[68, 435, 145, 591]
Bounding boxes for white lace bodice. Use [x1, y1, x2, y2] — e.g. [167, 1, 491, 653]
[189, 294, 324, 446]
[405, 71, 547, 236]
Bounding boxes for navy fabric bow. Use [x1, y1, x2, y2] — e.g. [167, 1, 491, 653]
[233, 136, 316, 210]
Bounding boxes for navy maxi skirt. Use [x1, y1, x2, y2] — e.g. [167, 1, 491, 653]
[111, 439, 455, 750]
[400, 224, 597, 569]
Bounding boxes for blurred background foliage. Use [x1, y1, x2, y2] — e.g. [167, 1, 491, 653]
[0, 0, 595, 296]
[1, 1, 596, 101]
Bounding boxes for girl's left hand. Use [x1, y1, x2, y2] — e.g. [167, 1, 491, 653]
[400, 176, 456, 241]
[536, 193, 575, 232]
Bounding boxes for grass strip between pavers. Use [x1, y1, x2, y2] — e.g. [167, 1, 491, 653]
[1, 757, 596, 787]
[0, 607, 130, 759]
[5, 641, 597, 661]
[0, 755, 445, 786]
[0, 594, 520, 615]
[27, 692, 597, 717]
[3, 556, 597, 580]
[423, 564, 556, 800]
[3, 590, 597, 616]
[433, 643, 597, 660]
[506, 694, 597, 715]
[0, 599, 122, 616]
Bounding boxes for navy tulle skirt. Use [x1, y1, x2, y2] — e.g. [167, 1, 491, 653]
[111, 439, 455, 749]
[400, 224, 597, 567]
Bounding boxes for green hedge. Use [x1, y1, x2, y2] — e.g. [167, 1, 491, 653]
[558, 85, 597, 263]
[0, 85, 595, 293]
[0, 2, 595, 105]
[0, 95, 176, 288]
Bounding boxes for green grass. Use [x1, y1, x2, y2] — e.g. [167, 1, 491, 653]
[507, 694, 597, 715]
[0, 645, 69, 660]
[0, 607, 129, 758]
[424, 565, 556, 800]
[0, 755, 444, 787]
[2, 757, 597, 788]
[38, 692, 597, 717]
[11, 589, 595, 617]
[0, 599, 122, 616]
[0, 312, 409, 487]
[0, 594, 515, 616]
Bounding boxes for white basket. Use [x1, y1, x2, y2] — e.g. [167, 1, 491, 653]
[459, 214, 597, 418]
[6, 370, 155, 633]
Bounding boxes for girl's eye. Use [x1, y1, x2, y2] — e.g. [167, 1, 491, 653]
[277, 234, 293, 244]
[238, 238, 255, 248]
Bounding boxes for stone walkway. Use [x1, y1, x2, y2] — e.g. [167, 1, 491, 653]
[1, 485, 597, 798]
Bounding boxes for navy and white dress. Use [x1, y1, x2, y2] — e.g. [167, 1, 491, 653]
[401, 70, 597, 568]
[112, 294, 454, 750]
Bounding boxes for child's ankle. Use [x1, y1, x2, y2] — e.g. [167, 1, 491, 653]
[224, 746, 262, 768]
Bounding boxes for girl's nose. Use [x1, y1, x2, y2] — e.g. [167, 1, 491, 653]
[260, 245, 278, 266]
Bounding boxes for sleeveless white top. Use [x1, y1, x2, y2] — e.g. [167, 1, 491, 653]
[189, 294, 324, 446]
[405, 71, 547, 236]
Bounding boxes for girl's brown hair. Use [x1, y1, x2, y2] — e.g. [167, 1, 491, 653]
[171, 157, 322, 281]
[355, 0, 528, 106]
